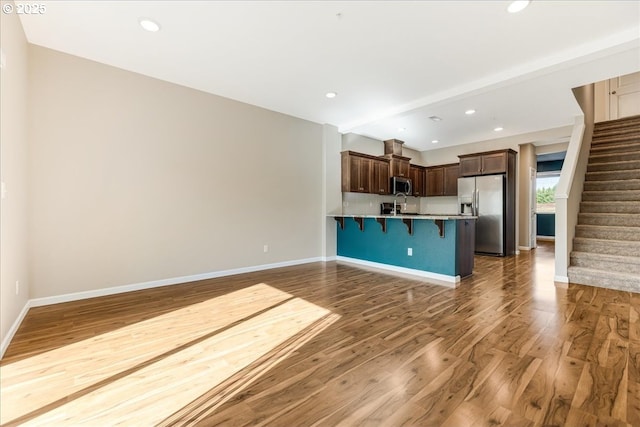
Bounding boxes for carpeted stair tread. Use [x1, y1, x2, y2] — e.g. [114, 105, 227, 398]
[578, 213, 640, 226]
[579, 200, 640, 213]
[583, 179, 640, 191]
[573, 237, 640, 256]
[590, 141, 640, 155]
[575, 224, 640, 241]
[570, 251, 640, 274]
[581, 190, 640, 201]
[587, 159, 640, 172]
[592, 115, 640, 131]
[588, 151, 640, 164]
[567, 266, 640, 293]
[585, 169, 640, 181]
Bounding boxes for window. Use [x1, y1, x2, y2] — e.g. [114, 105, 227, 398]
[536, 172, 560, 213]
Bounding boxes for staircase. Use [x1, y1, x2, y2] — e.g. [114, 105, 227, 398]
[568, 114, 640, 293]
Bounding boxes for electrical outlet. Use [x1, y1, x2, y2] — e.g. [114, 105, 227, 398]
[15, 280, 19, 295]
[263, 244, 269, 253]
[407, 248, 413, 256]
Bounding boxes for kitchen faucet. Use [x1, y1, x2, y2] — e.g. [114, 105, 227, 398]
[393, 193, 407, 216]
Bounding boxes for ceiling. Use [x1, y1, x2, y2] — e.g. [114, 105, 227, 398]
[16, 1, 640, 151]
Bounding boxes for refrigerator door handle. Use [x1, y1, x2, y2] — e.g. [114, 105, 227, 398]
[474, 189, 479, 216]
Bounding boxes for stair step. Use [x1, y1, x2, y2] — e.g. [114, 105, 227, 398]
[573, 237, 640, 256]
[567, 266, 640, 293]
[575, 224, 640, 241]
[593, 126, 640, 138]
[570, 251, 640, 275]
[585, 169, 640, 181]
[589, 141, 640, 155]
[593, 115, 640, 132]
[583, 179, 640, 191]
[578, 213, 640, 227]
[588, 150, 640, 164]
[579, 201, 640, 214]
[581, 190, 640, 201]
[591, 135, 640, 146]
[587, 159, 640, 172]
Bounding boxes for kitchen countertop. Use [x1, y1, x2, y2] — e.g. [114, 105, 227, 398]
[329, 214, 477, 220]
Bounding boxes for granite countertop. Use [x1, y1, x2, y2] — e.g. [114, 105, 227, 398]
[329, 213, 477, 220]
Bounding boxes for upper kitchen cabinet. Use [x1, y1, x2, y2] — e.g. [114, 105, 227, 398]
[426, 167, 444, 196]
[381, 138, 411, 177]
[341, 151, 391, 194]
[443, 164, 460, 196]
[341, 151, 372, 193]
[426, 163, 459, 196]
[386, 154, 411, 178]
[409, 165, 426, 197]
[371, 157, 391, 195]
[458, 149, 516, 177]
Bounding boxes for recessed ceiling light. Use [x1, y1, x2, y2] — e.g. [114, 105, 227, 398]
[398, 127, 406, 132]
[431, 140, 439, 144]
[139, 18, 160, 32]
[494, 127, 504, 132]
[325, 92, 337, 99]
[429, 116, 442, 122]
[507, 0, 530, 13]
[465, 109, 476, 115]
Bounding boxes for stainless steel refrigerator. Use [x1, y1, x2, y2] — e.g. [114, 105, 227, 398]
[458, 175, 505, 256]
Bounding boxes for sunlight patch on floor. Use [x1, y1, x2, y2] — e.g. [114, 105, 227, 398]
[1, 284, 338, 425]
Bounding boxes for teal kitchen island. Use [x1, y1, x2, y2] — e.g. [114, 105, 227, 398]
[332, 214, 476, 286]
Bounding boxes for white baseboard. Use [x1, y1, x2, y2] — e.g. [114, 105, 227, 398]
[537, 236, 556, 241]
[322, 255, 337, 262]
[30, 257, 324, 308]
[554, 275, 569, 284]
[0, 257, 324, 359]
[336, 256, 459, 287]
[1, 300, 31, 359]
[519, 246, 531, 251]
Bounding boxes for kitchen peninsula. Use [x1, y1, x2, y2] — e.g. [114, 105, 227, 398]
[332, 214, 476, 286]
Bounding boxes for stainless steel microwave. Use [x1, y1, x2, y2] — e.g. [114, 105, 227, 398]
[391, 176, 412, 195]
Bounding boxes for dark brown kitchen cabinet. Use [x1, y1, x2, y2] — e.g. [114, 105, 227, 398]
[386, 154, 411, 178]
[443, 163, 459, 196]
[409, 165, 426, 196]
[341, 151, 392, 194]
[426, 167, 444, 196]
[371, 158, 391, 195]
[426, 163, 459, 196]
[458, 150, 515, 176]
[341, 151, 371, 193]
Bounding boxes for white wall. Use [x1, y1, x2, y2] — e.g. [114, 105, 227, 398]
[341, 133, 422, 163]
[28, 45, 325, 299]
[322, 124, 342, 258]
[1, 3, 30, 356]
[536, 142, 569, 156]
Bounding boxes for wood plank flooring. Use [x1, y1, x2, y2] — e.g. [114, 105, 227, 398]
[1, 241, 638, 426]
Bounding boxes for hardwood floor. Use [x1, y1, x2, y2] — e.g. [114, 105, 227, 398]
[1, 241, 638, 426]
